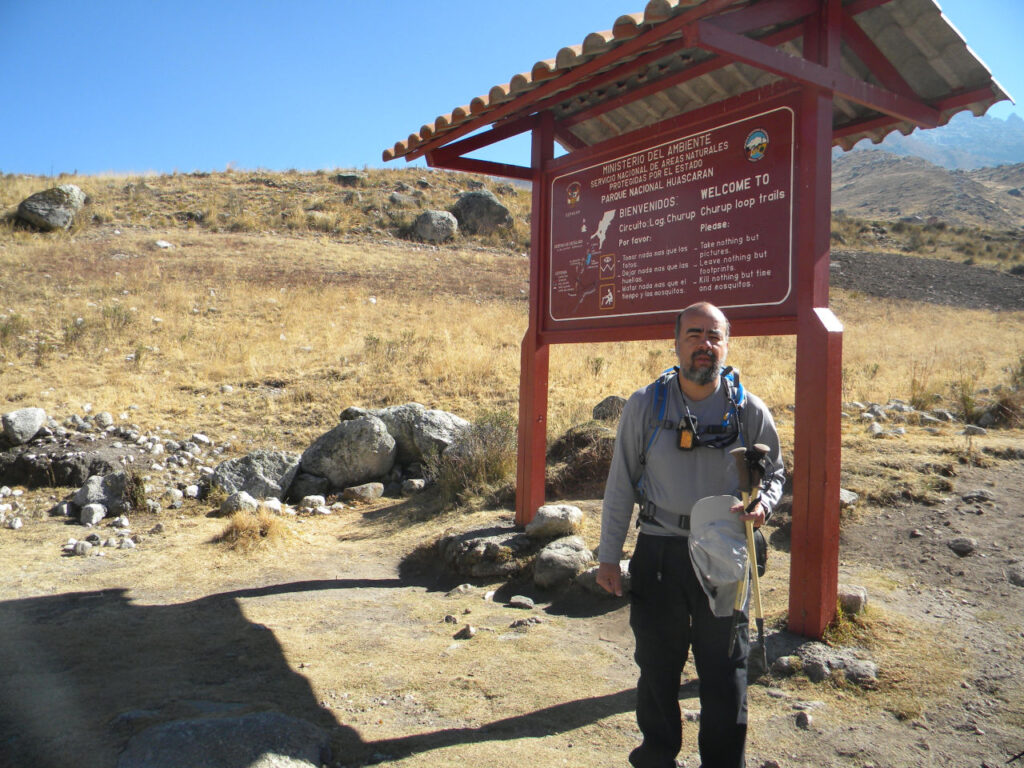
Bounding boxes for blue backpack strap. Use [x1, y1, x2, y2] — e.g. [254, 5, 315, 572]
[639, 368, 675, 466]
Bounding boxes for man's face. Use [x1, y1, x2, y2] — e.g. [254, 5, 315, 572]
[675, 311, 729, 385]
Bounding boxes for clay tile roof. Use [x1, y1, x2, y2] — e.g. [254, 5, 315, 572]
[383, 0, 1011, 163]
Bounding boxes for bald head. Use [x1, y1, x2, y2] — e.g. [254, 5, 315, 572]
[675, 302, 730, 341]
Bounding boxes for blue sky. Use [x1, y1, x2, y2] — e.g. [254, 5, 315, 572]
[2, 0, 1018, 177]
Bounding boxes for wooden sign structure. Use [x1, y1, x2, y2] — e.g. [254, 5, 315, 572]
[384, 0, 1008, 639]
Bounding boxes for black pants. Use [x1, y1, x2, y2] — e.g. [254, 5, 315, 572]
[628, 533, 748, 768]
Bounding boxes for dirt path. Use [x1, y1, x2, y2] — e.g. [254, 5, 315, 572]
[1, 450, 1023, 768]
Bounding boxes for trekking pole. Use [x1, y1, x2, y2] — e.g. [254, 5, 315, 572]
[731, 445, 770, 676]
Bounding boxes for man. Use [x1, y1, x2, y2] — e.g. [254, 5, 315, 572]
[597, 302, 784, 768]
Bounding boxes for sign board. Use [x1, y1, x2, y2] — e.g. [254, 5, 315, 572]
[547, 103, 796, 329]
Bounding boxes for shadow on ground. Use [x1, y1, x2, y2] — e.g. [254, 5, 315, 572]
[0, 578, 638, 768]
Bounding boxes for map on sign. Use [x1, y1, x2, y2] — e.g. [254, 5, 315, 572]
[548, 106, 795, 324]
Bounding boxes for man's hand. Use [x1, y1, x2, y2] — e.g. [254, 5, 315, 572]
[596, 561, 623, 596]
[732, 499, 766, 528]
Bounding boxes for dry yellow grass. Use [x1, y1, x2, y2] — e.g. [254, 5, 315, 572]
[213, 509, 288, 551]
[2, 169, 1022, 459]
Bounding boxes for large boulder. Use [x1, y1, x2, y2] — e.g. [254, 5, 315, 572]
[208, 450, 300, 500]
[300, 415, 396, 489]
[16, 184, 86, 231]
[342, 403, 469, 465]
[2, 407, 47, 445]
[451, 190, 512, 235]
[533, 536, 593, 589]
[413, 210, 458, 242]
[117, 711, 331, 768]
[72, 472, 139, 516]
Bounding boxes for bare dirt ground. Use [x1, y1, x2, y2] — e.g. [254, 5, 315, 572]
[1, 443, 1022, 768]
[1, 245, 1022, 768]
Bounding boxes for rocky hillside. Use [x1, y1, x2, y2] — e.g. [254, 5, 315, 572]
[832, 150, 1024, 229]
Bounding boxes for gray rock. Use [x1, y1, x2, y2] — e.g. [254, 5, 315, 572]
[451, 189, 512, 235]
[867, 422, 885, 437]
[346, 403, 469, 466]
[413, 210, 458, 242]
[453, 625, 477, 640]
[94, 412, 114, 429]
[116, 710, 331, 768]
[79, 503, 107, 525]
[525, 504, 583, 539]
[72, 472, 137, 515]
[341, 482, 384, 502]
[1009, 564, 1024, 588]
[333, 172, 366, 187]
[962, 425, 987, 437]
[962, 489, 995, 503]
[287, 472, 331, 502]
[533, 535, 593, 589]
[592, 396, 626, 421]
[437, 529, 531, 579]
[299, 495, 326, 510]
[838, 488, 859, 509]
[977, 409, 997, 428]
[73, 540, 93, 556]
[221, 491, 259, 515]
[508, 595, 535, 609]
[208, 450, 300, 500]
[771, 655, 801, 676]
[401, 478, 426, 496]
[796, 641, 877, 687]
[16, 184, 86, 231]
[389, 191, 417, 207]
[837, 584, 868, 615]
[948, 537, 978, 556]
[300, 415, 396, 488]
[2, 407, 47, 445]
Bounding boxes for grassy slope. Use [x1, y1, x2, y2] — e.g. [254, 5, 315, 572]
[1, 169, 1022, 504]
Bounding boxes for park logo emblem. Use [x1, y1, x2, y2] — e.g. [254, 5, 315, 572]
[744, 128, 769, 162]
[566, 181, 581, 206]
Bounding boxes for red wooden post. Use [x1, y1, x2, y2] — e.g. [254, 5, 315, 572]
[790, 308, 843, 636]
[515, 113, 555, 527]
[788, 0, 844, 638]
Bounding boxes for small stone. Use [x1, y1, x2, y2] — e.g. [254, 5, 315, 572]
[509, 617, 542, 629]
[183, 485, 200, 499]
[342, 482, 384, 502]
[300, 495, 326, 509]
[837, 584, 868, 615]
[7, 517, 23, 530]
[401, 478, 426, 496]
[508, 595, 535, 610]
[446, 584, 473, 597]
[771, 656, 800, 676]
[682, 709, 701, 723]
[453, 625, 476, 640]
[73, 541, 93, 556]
[910, 529, 924, 538]
[948, 537, 978, 557]
[796, 711, 813, 729]
[443, 615, 458, 624]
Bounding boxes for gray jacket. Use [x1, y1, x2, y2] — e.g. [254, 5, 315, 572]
[599, 370, 784, 563]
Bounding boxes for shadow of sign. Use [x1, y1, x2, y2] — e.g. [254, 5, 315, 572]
[0, 578, 642, 767]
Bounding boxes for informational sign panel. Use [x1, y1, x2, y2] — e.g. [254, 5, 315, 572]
[548, 105, 795, 326]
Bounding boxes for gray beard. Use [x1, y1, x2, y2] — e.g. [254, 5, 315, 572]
[680, 356, 718, 385]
